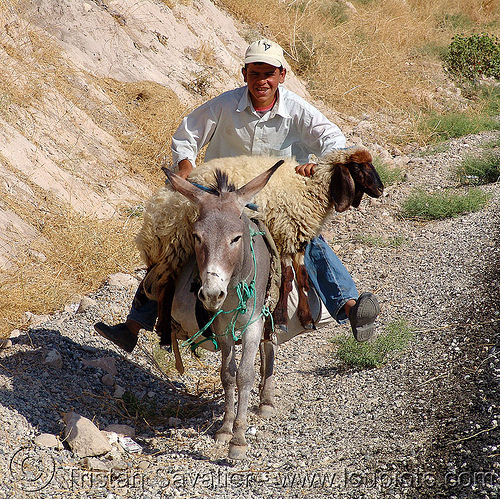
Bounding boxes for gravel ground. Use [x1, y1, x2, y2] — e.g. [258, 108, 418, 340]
[0, 131, 499, 499]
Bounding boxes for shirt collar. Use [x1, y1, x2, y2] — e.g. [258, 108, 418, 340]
[237, 87, 291, 118]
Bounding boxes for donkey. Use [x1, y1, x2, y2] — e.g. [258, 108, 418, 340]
[165, 162, 281, 460]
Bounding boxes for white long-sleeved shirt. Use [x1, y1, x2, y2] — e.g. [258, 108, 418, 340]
[171, 86, 346, 166]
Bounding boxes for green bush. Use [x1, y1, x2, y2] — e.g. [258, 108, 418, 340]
[333, 319, 413, 368]
[421, 111, 500, 141]
[401, 188, 490, 220]
[443, 33, 500, 82]
[456, 154, 500, 185]
[374, 158, 403, 186]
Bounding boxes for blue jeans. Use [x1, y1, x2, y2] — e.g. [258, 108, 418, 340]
[128, 235, 357, 329]
[128, 295, 158, 331]
[304, 236, 358, 323]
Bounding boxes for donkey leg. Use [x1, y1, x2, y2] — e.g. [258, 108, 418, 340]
[259, 337, 277, 419]
[292, 253, 315, 330]
[215, 341, 237, 443]
[228, 326, 261, 460]
[272, 257, 294, 332]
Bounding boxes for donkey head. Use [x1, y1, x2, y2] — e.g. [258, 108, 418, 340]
[330, 147, 384, 213]
[166, 160, 282, 312]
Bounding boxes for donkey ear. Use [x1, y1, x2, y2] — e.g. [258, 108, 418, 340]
[165, 170, 211, 207]
[331, 164, 355, 212]
[235, 160, 283, 209]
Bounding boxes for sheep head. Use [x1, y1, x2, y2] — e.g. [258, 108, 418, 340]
[329, 147, 384, 212]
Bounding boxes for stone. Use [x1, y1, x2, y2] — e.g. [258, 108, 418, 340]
[82, 457, 112, 471]
[101, 374, 115, 386]
[104, 424, 135, 437]
[34, 433, 62, 449]
[106, 273, 138, 288]
[168, 417, 182, 427]
[113, 385, 126, 398]
[82, 356, 117, 376]
[24, 312, 49, 327]
[9, 329, 22, 339]
[64, 412, 113, 457]
[43, 349, 62, 369]
[77, 296, 97, 313]
[0, 338, 12, 349]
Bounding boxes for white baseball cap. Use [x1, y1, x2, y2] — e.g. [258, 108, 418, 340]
[244, 39, 286, 68]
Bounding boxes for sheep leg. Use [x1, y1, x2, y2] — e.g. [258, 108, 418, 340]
[292, 253, 315, 330]
[272, 258, 294, 332]
[259, 337, 277, 419]
[156, 279, 175, 348]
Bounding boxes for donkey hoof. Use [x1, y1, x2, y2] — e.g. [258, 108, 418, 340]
[259, 404, 275, 419]
[228, 443, 248, 460]
[214, 431, 232, 443]
[303, 322, 316, 330]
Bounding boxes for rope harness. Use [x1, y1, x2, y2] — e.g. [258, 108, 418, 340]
[181, 226, 274, 352]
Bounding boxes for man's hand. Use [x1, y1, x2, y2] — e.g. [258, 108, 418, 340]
[295, 162, 317, 177]
[177, 159, 194, 179]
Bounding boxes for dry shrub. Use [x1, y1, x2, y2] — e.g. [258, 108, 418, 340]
[0, 177, 142, 337]
[220, 0, 500, 131]
[100, 78, 187, 185]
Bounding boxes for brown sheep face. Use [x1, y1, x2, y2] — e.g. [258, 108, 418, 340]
[330, 148, 384, 212]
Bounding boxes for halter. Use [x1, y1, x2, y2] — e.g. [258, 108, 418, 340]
[181, 225, 273, 352]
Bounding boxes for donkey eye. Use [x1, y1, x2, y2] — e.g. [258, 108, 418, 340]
[193, 233, 201, 244]
[230, 235, 242, 245]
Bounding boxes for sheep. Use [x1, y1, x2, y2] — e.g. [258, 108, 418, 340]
[136, 145, 383, 340]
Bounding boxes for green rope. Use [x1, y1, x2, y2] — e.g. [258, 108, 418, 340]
[181, 227, 268, 352]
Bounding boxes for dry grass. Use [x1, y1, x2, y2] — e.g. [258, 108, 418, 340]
[99, 78, 187, 185]
[0, 177, 142, 337]
[220, 0, 500, 140]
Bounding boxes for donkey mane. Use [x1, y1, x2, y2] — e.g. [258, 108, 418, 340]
[208, 169, 237, 195]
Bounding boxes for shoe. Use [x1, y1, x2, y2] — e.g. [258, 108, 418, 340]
[94, 322, 138, 353]
[349, 292, 380, 342]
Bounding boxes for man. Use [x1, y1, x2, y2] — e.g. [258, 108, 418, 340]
[95, 39, 380, 353]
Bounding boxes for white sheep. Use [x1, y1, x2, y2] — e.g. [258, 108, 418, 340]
[136, 145, 383, 335]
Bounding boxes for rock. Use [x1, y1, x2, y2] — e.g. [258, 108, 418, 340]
[63, 412, 113, 457]
[77, 296, 97, 313]
[82, 356, 118, 376]
[0, 338, 12, 349]
[104, 424, 135, 437]
[113, 385, 126, 398]
[82, 457, 112, 471]
[34, 433, 62, 449]
[43, 349, 62, 369]
[168, 417, 182, 427]
[101, 373, 115, 386]
[111, 460, 128, 471]
[9, 329, 22, 339]
[101, 431, 119, 445]
[24, 312, 49, 326]
[106, 273, 138, 288]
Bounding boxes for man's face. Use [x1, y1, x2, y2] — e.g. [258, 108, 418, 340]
[242, 63, 286, 109]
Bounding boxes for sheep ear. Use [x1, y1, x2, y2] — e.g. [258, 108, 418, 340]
[165, 170, 210, 207]
[331, 165, 355, 212]
[352, 189, 364, 208]
[235, 160, 283, 209]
